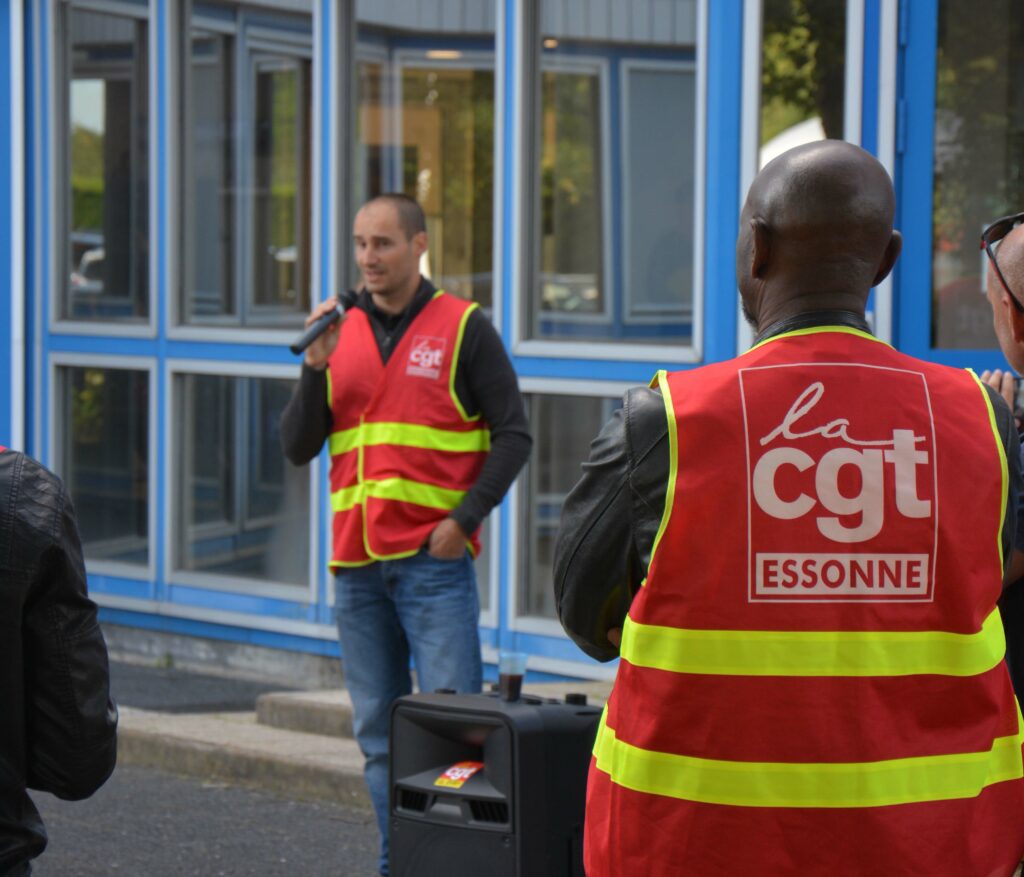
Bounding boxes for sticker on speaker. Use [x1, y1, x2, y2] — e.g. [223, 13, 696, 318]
[434, 761, 484, 788]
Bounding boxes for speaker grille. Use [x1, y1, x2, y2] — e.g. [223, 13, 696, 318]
[469, 799, 509, 824]
[398, 789, 429, 813]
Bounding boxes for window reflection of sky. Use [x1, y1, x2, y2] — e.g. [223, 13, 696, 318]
[70, 79, 104, 133]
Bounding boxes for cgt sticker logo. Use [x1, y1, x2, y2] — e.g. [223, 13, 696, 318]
[407, 335, 447, 380]
[434, 761, 484, 789]
[739, 364, 937, 602]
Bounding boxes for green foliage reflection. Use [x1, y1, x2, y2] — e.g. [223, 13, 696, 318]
[760, 0, 846, 144]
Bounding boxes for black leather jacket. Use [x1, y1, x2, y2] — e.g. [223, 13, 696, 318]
[0, 448, 118, 875]
[554, 312, 1023, 662]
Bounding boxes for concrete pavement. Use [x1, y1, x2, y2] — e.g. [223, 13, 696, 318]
[117, 708, 371, 809]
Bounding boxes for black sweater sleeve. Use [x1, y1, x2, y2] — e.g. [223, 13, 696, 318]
[448, 309, 532, 536]
[279, 364, 332, 466]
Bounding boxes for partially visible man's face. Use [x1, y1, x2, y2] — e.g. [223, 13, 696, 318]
[352, 201, 425, 299]
[986, 225, 1024, 374]
[987, 263, 1024, 374]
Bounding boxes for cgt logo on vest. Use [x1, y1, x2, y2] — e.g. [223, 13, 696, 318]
[406, 335, 447, 380]
[740, 365, 937, 602]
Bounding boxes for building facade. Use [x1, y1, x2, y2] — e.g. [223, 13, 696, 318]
[0, 0, 1021, 680]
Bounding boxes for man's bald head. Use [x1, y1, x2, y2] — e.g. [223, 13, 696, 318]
[746, 141, 896, 247]
[992, 223, 1024, 303]
[736, 140, 902, 332]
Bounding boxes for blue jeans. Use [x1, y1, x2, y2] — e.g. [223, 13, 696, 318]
[333, 549, 482, 876]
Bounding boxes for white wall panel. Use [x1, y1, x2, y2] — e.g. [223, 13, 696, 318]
[566, 0, 584, 38]
[356, 0, 496, 34]
[610, 0, 630, 41]
[539, 0, 697, 45]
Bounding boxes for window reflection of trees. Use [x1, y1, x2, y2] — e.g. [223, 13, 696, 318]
[354, 41, 496, 309]
[400, 66, 495, 306]
[252, 59, 311, 316]
[539, 69, 603, 317]
[759, 0, 846, 162]
[931, 0, 1024, 348]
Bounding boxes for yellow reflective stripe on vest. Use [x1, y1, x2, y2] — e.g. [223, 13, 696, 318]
[646, 370, 678, 576]
[592, 707, 1024, 808]
[968, 368, 1010, 573]
[621, 609, 1005, 678]
[331, 477, 466, 512]
[328, 421, 490, 455]
[450, 300, 481, 422]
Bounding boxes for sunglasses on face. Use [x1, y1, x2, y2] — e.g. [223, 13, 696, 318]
[981, 212, 1024, 314]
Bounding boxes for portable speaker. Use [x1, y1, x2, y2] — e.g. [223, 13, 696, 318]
[389, 690, 601, 877]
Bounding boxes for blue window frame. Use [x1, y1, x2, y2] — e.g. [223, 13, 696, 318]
[895, 0, 1024, 369]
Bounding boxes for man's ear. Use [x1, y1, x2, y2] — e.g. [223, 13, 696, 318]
[751, 220, 771, 279]
[872, 230, 903, 287]
[412, 230, 428, 259]
[1008, 295, 1024, 345]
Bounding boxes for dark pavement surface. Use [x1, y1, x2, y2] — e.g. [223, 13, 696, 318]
[33, 764, 379, 877]
[108, 660, 299, 713]
[29, 661, 379, 876]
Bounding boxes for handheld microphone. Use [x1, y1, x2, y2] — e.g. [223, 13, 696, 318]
[289, 290, 358, 355]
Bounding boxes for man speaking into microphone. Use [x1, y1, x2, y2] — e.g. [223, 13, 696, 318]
[280, 193, 530, 877]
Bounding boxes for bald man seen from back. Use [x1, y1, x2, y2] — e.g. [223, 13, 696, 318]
[555, 141, 1024, 877]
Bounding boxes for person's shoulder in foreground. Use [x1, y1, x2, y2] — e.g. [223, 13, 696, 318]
[0, 446, 118, 874]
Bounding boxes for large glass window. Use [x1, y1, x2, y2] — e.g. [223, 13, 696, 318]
[354, 1, 496, 307]
[252, 57, 311, 316]
[63, 5, 149, 323]
[57, 365, 150, 567]
[519, 393, 621, 620]
[181, 2, 312, 327]
[527, 0, 699, 346]
[624, 65, 697, 322]
[758, 0, 847, 167]
[173, 373, 311, 588]
[931, 0, 1024, 349]
[538, 63, 603, 323]
[187, 25, 234, 321]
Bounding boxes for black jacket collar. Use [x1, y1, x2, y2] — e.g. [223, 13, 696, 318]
[753, 310, 871, 346]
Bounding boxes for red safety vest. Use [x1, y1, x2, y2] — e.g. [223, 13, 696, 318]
[327, 290, 490, 567]
[586, 326, 1024, 877]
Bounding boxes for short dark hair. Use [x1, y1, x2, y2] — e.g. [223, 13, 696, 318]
[366, 193, 426, 240]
